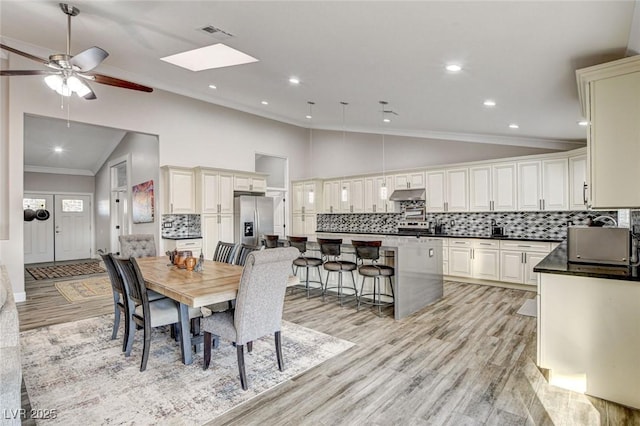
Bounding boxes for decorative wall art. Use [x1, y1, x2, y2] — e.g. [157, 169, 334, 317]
[132, 180, 154, 223]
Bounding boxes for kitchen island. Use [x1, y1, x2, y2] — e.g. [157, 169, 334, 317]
[534, 243, 640, 409]
[305, 233, 443, 320]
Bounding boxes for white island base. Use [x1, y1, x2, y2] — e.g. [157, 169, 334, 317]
[537, 272, 640, 409]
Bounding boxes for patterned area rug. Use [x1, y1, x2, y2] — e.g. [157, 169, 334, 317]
[26, 261, 105, 280]
[20, 315, 354, 425]
[54, 276, 113, 303]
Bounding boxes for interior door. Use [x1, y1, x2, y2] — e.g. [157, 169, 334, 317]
[54, 194, 92, 261]
[23, 193, 55, 264]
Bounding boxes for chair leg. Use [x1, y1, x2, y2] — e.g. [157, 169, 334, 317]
[357, 275, 366, 312]
[247, 341, 253, 353]
[140, 322, 151, 372]
[111, 295, 120, 340]
[125, 319, 135, 357]
[237, 345, 248, 390]
[121, 305, 130, 352]
[203, 331, 212, 370]
[275, 331, 285, 372]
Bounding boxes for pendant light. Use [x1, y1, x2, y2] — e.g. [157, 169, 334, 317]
[340, 102, 349, 203]
[379, 101, 388, 200]
[307, 101, 315, 204]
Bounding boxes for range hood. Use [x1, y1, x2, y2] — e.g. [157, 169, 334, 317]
[388, 188, 426, 201]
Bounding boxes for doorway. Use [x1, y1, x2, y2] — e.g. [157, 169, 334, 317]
[23, 192, 93, 263]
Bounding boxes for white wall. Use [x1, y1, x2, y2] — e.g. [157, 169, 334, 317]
[24, 172, 95, 193]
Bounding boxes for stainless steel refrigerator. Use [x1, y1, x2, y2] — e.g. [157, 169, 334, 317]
[234, 195, 274, 246]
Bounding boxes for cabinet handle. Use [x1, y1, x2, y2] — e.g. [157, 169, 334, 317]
[373, 205, 376, 213]
[217, 215, 221, 224]
[583, 183, 588, 205]
[454, 241, 466, 244]
[350, 205, 354, 213]
[250, 184, 253, 191]
[302, 206, 305, 214]
[542, 199, 545, 210]
[330, 206, 333, 213]
[407, 182, 410, 189]
[302, 215, 305, 222]
[170, 203, 174, 213]
[479, 243, 491, 246]
[517, 245, 531, 248]
[471, 249, 474, 259]
[521, 252, 525, 263]
[523, 252, 527, 263]
[217, 203, 221, 213]
[444, 201, 448, 212]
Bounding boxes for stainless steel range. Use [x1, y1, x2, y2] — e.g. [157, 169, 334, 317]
[396, 220, 432, 236]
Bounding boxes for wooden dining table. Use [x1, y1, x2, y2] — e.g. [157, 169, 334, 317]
[135, 256, 299, 365]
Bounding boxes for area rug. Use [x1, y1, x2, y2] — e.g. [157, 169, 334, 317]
[20, 315, 354, 425]
[26, 261, 105, 280]
[54, 276, 113, 303]
[517, 298, 537, 317]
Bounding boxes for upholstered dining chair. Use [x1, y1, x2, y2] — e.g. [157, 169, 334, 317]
[234, 243, 264, 266]
[213, 241, 237, 264]
[202, 247, 299, 390]
[118, 234, 157, 258]
[113, 255, 203, 371]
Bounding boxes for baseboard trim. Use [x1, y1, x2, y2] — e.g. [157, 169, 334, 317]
[444, 276, 536, 292]
[14, 291, 26, 303]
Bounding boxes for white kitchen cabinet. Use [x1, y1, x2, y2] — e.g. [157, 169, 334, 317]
[233, 174, 267, 192]
[338, 178, 364, 213]
[517, 159, 568, 211]
[449, 245, 473, 278]
[202, 214, 233, 259]
[493, 163, 517, 211]
[291, 213, 316, 236]
[292, 180, 323, 215]
[196, 168, 233, 215]
[469, 166, 492, 211]
[577, 56, 640, 209]
[394, 171, 425, 189]
[569, 153, 588, 210]
[323, 180, 341, 213]
[472, 240, 500, 281]
[163, 166, 196, 214]
[426, 168, 468, 212]
[163, 238, 203, 253]
[499, 240, 552, 286]
[364, 175, 395, 213]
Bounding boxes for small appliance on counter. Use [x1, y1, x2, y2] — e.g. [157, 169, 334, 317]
[567, 226, 631, 266]
[490, 219, 504, 237]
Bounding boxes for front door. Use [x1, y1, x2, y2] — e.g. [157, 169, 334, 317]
[23, 193, 55, 264]
[54, 194, 92, 261]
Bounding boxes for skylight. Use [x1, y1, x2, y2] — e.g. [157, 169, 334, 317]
[161, 43, 258, 71]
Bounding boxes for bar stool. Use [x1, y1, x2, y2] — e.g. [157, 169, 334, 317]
[318, 238, 358, 306]
[288, 236, 323, 298]
[352, 240, 395, 316]
[263, 234, 280, 249]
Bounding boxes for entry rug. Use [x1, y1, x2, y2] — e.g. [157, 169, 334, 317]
[516, 298, 537, 317]
[54, 276, 112, 303]
[20, 315, 354, 425]
[26, 261, 105, 280]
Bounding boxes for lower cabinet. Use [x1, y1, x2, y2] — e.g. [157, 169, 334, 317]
[202, 214, 234, 259]
[448, 239, 500, 280]
[292, 214, 316, 236]
[499, 240, 552, 286]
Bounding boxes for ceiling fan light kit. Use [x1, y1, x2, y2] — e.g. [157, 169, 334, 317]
[0, 3, 153, 101]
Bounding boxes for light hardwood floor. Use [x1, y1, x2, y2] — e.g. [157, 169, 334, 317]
[17, 274, 640, 425]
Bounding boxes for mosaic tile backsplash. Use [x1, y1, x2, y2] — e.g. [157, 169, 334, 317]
[161, 214, 201, 238]
[317, 210, 620, 240]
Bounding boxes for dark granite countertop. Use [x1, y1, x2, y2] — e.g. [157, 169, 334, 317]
[534, 243, 640, 281]
[161, 236, 203, 240]
[315, 230, 562, 243]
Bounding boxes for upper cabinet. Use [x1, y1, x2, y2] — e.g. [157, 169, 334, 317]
[577, 56, 640, 209]
[291, 180, 323, 215]
[469, 163, 517, 212]
[394, 171, 425, 189]
[426, 168, 468, 212]
[568, 153, 588, 211]
[340, 178, 365, 213]
[517, 159, 568, 211]
[195, 168, 234, 215]
[364, 175, 395, 213]
[163, 166, 196, 214]
[322, 180, 341, 213]
[233, 174, 267, 192]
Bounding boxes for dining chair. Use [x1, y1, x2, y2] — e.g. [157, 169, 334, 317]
[201, 247, 299, 390]
[118, 234, 157, 258]
[234, 243, 264, 266]
[213, 241, 237, 264]
[100, 253, 130, 348]
[263, 234, 280, 249]
[113, 255, 203, 371]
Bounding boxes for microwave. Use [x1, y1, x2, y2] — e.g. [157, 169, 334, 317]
[567, 226, 631, 266]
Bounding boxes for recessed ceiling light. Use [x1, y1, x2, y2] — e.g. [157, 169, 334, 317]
[509, 123, 520, 129]
[54, 147, 63, 153]
[483, 100, 496, 107]
[383, 118, 391, 123]
[305, 114, 312, 119]
[160, 43, 258, 71]
[578, 120, 589, 126]
[261, 100, 269, 105]
[445, 64, 462, 72]
[289, 77, 300, 85]
[208, 84, 217, 89]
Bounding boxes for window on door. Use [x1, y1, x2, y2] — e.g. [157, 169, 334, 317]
[61, 199, 84, 212]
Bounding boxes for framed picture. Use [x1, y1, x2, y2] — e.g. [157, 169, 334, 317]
[132, 180, 154, 224]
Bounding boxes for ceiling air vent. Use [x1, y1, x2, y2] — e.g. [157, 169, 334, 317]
[198, 25, 234, 41]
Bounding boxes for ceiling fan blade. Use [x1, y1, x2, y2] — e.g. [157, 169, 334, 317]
[0, 70, 56, 76]
[70, 47, 108, 72]
[0, 43, 48, 65]
[81, 81, 97, 100]
[87, 73, 153, 93]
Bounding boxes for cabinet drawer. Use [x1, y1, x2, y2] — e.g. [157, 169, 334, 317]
[176, 239, 203, 250]
[430, 237, 448, 247]
[472, 239, 500, 249]
[499, 240, 551, 253]
[449, 239, 472, 247]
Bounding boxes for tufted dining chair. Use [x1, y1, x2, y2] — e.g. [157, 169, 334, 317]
[201, 247, 299, 390]
[114, 255, 203, 371]
[118, 234, 157, 258]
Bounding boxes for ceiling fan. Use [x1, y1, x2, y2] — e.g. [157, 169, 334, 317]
[0, 3, 153, 100]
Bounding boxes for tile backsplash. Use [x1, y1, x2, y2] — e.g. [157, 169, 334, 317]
[317, 210, 619, 240]
[161, 214, 201, 238]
